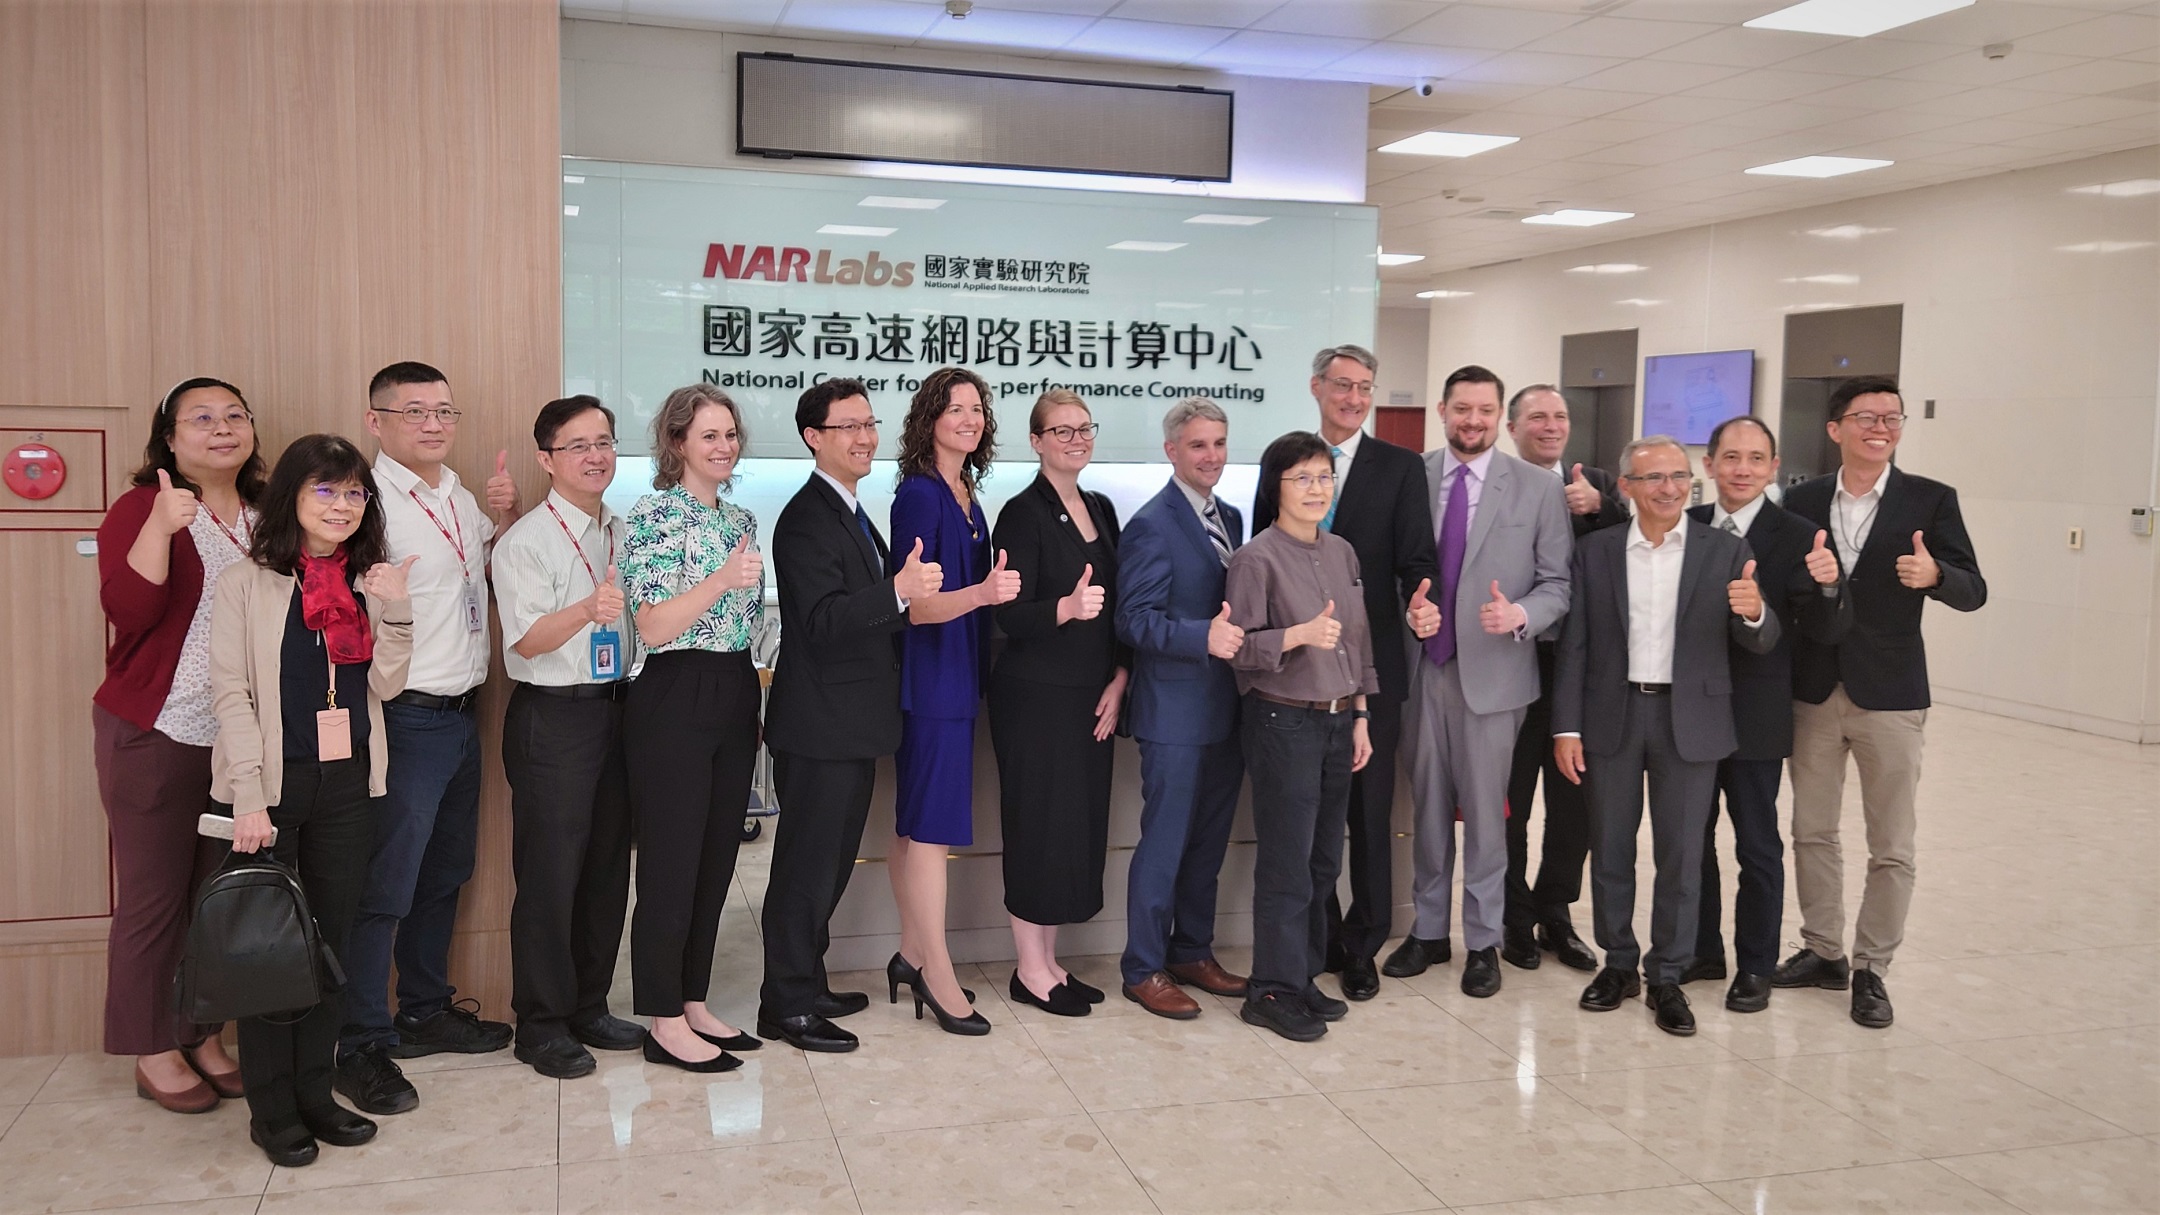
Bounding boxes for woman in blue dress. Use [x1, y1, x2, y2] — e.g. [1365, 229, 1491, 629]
[886, 366, 1018, 1036]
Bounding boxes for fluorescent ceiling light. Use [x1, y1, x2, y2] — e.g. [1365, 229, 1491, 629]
[563, 205, 579, 217]
[818, 224, 898, 236]
[1185, 213, 1270, 226]
[1417, 289, 1473, 299]
[1523, 209, 1633, 227]
[2068, 180, 2160, 198]
[859, 195, 946, 209]
[1377, 131, 1520, 158]
[1614, 298, 1665, 307]
[1748, 156, 1893, 178]
[1744, 0, 1973, 38]
[1109, 240, 1186, 252]
[2057, 240, 2155, 254]
[1782, 273, 1861, 284]
[562, 175, 585, 184]
[1566, 263, 1647, 275]
[1806, 224, 1894, 239]
[1377, 252, 1426, 266]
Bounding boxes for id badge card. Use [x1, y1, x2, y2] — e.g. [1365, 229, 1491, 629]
[316, 708, 353, 761]
[462, 577, 484, 634]
[590, 628, 621, 681]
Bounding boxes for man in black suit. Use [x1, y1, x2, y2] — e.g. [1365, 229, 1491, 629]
[758, 378, 944, 1052]
[1497, 384, 1625, 973]
[1683, 416, 1851, 1013]
[1775, 377, 1986, 1029]
[1553, 436, 1778, 1036]
[1255, 344, 1437, 1002]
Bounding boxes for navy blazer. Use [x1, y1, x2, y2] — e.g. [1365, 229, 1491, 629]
[1114, 479, 1243, 747]
[765, 474, 907, 760]
[890, 473, 991, 719]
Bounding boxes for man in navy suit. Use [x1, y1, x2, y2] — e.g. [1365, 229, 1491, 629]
[1114, 397, 1250, 1019]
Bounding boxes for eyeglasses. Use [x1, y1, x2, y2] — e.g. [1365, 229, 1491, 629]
[1282, 472, 1337, 491]
[1034, 422, 1101, 443]
[371, 406, 462, 426]
[1836, 410, 1906, 431]
[308, 483, 372, 508]
[1622, 472, 1692, 488]
[1322, 376, 1375, 398]
[811, 419, 881, 437]
[542, 438, 617, 456]
[177, 409, 254, 432]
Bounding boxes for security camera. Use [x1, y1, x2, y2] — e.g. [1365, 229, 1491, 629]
[1415, 78, 1436, 97]
[945, 0, 971, 18]
[1982, 41, 2012, 60]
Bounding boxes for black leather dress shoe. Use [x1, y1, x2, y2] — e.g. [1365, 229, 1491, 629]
[1579, 967, 1641, 1011]
[1648, 984, 1696, 1036]
[1538, 922, 1599, 972]
[298, 1103, 378, 1147]
[1460, 948, 1502, 998]
[1850, 969, 1894, 1028]
[1726, 973, 1772, 1014]
[1501, 926, 1542, 970]
[570, 1014, 646, 1052]
[1680, 955, 1728, 985]
[1301, 984, 1349, 1022]
[516, 1035, 597, 1079]
[1242, 993, 1325, 1042]
[813, 990, 871, 1019]
[251, 1122, 318, 1167]
[1381, 936, 1451, 978]
[1339, 955, 1381, 1001]
[758, 1012, 861, 1052]
[1772, 948, 1850, 990]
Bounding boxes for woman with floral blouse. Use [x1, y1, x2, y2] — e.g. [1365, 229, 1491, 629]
[619, 383, 767, 1073]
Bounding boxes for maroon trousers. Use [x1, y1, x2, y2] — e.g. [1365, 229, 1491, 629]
[92, 705, 226, 1055]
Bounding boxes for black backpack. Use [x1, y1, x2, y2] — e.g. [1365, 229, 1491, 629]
[176, 853, 345, 1025]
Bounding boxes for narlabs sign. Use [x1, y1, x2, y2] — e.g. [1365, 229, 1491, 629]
[703, 243, 915, 287]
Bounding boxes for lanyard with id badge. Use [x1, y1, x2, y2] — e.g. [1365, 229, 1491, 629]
[316, 635, 353, 761]
[546, 502, 621, 681]
[409, 488, 485, 633]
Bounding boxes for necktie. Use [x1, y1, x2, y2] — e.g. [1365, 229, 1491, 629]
[855, 502, 878, 549]
[1423, 465, 1470, 668]
[1201, 499, 1233, 567]
[1320, 445, 1344, 532]
[1719, 516, 1740, 535]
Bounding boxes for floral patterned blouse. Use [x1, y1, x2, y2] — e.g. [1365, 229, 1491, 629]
[620, 483, 765, 654]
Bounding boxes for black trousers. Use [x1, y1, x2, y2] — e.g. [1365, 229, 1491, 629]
[625, 650, 760, 1015]
[1324, 692, 1401, 961]
[1584, 690, 1718, 985]
[758, 752, 877, 1020]
[503, 684, 634, 1046]
[1243, 696, 1354, 1000]
[1504, 640, 1592, 933]
[239, 753, 374, 1130]
[1695, 756, 1786, 978]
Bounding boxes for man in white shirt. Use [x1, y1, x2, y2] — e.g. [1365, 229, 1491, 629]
[336, 362, 520, 1115]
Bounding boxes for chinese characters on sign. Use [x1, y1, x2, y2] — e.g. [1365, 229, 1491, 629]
[704, 307, 1259, 372]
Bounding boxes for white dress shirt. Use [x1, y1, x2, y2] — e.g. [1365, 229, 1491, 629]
[1625, 518, 1688, 684]
[1173, 475, 1226, 530]
[375, 453, 494, 696]
[1831, 465, 1887, 564]
[1711, 492, 1768, 537]
[1327, 427, 1364, 494]
[492, 489, 635, 687]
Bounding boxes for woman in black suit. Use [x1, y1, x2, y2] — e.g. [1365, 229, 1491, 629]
[988, 389, 1128, 1017]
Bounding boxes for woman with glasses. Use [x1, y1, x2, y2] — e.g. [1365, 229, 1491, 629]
[211, 434, 416, 1165]
[1224, 433, 1378, 1043]
[986, 389, 1126, 1016]
[93, 378, 265, 1113]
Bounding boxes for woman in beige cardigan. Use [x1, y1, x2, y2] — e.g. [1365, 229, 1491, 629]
[210, 433, 415, 1168]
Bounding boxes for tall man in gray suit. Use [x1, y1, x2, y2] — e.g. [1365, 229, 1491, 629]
[1553, 436, 1779, 1036]
[1385, 366, 1572, 999]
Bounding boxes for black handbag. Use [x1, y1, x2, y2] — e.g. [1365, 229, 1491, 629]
[175, 851, 345, 1024]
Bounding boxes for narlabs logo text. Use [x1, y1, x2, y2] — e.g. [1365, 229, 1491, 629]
[703, 244, 915, 287]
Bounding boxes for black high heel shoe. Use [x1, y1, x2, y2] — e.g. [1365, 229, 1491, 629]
[914, 981, 991, 1036]
[642, 1030, 742, 1074]
[886, 952, 974, 1005]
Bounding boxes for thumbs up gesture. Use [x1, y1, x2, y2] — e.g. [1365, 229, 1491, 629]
[714, 537, 763, 590]
[1207, 600, 1245, 660]
[588, 563, 625, 626]
[1479, 580, 1522, 635]
[363, 554, 422, 603]
[1895, 531, 1940, 589]
[1728, 559, 1764, 621]
[895, 537, 943, 600]
[1804, 529, 1840, 586]
[1563, 462, 1602, 516]
[484, 449, 520, 520]
[976, 547, 1022, 606]
[1060, 562, 1105, 623]
[1293, 599, 1343, 651]
[1405, 576, 1441, 640]
[151, 468, 200, 536]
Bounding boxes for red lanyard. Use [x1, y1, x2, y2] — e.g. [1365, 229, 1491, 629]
[544, 501, 612, 590]
[408, 489, 468, 568]
[205, 506, 250, 555]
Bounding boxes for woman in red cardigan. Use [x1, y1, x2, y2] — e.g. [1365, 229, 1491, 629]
[93, 377, 266, 1113]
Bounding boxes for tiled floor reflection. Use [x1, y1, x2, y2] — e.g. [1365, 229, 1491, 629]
[4, 706, 2154, 1213]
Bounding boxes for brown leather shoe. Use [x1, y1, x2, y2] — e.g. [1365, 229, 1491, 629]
[1122, 972, 1202, 1019]
[1165, 958, 1249, 997]
[183, 1042, 246, 1099]
[135, 1060, 219, 1114]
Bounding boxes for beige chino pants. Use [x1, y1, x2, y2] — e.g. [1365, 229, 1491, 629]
[1787, 684, 1926, 974]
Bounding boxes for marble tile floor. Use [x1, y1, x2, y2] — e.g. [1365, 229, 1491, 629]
[2, 707, 2154, 1214]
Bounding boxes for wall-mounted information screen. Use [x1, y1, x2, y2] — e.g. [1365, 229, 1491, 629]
[1641, 349, 1755, 445]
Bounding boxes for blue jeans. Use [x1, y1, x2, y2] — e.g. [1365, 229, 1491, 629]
[1121, 735, 1242, 988]
[339, 701, 482, 1056]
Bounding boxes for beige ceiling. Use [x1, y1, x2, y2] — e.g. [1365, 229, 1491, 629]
[565, 1, 2160, 302]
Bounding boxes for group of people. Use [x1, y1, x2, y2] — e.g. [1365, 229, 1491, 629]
[92, 344, 1984, 1169]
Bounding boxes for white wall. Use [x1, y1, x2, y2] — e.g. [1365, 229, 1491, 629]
[1374, 305, 1430, 410]
[1422, 145, 2160, 742]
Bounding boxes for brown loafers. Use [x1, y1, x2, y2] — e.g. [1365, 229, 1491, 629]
[1165, 958, 1249, 997]
[1123, 972, 1202, 1019]
[183, 1042, 246, 1099]
[135, 1060, 219, 1114]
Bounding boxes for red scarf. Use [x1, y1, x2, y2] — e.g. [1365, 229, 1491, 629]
[298, 548, 374, 664]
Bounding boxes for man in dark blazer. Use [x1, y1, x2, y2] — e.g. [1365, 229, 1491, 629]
[1113, 396, 1250, 1020]
[1684, 416, 1851, 1014]
[1497, 384, 1626, 973]
[1775, 377, 1986, 1029]
[758, 378, 944, 1053]
[1554, 436, 1778, 1037]
[1253, 344, 1437, 1001]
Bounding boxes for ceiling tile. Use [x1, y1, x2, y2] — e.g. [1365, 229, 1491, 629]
[1711, 101, 1872, 133]
[1247, 0, 1439, 40]
[2001, 124, 2159, 153]
[973, 0, 1121, 12]
[1684, 69, 1858, 102]
[1059, 16, 1231, 62]
[1567, 58, 1744, 95]
[2010, 58, 2160, 96]
[2013, 94, 2160, 127]
[1190, 28, 1373, 71]
[1898, 86, 2074, 119]
[1571, 137, 1705, 167]
[1649, 24, 1834, 68]
[1498, 87, 1658, 118]
[2015, 12, 2160, 58]
[916, 7, 1096, 49]
[1453, 52, 1633, 87]
[1920, 116, 2077, 144]
[1394, 3, 1585, 51]
[1100, 0, 1279, 27]
[1602, 92, 1765, 125]
[1521, 16, 1725, 57]
[1801, 75, 1970, 111]
[768, 0, 945, 40]
[1318, 42, 1495, 84]
[1775, 38, 1964, 78]
[1889, 47, 2096, 87]
[617, 0, 784, 30]
[1607, 0, 1789, 19]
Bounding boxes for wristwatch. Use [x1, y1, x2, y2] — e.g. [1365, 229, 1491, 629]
[1352, 708, 1370, 721]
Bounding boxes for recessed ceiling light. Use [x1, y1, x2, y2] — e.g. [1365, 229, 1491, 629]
[563, 205, 579, 217]
[818, 224, 898, 237]
[2057, 240, 2155, 254]
[1378, 252, 1426, 266]
[1523, 209, 1633, 227]
[2068, 180, 2160, 198]
[1744, 0, 1973, 39]
[1376, 131, 1520, 158]
[1747, 156, 1894, 178]
[1614, 298, 1665, 307]
[1565, 263, 1648, 275]
[1109, 240, 1186, 252]
[859, 195, 947, 209]
[1806, 224, 1894, 239]
[1417, 289, 1473, 299]
[1184, 213, 1270, 226]
[1781, 273, 1861, 284]
[562, 175, 585, 185]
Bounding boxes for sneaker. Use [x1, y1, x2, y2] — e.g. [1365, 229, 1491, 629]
[391, 998, 514, 1057]
[1299, 985, 1349, 1022]
[333, 1046, 418, 1116]
[1240, 992, 1326, 1042]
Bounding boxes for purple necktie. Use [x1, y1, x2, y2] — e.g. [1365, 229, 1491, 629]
[1424, 465, 1470, 668]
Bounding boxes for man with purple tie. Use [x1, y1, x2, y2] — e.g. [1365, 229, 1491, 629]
[1387, 366, 1573, 998]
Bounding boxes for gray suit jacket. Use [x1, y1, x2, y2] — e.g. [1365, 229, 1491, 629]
[1420, 448, 1573, 715]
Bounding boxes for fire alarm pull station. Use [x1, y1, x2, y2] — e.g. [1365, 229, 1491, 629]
[3, 442, 67, 500]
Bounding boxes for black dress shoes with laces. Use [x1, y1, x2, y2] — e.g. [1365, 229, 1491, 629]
[515, 1035, 597, 1079]
[1850, 969, 1894, 1028]
[1726, 972, 1773, 1013]
[1579, 967, 1641, 1011]
[333, 1046, 418, 1116]
[1648, 983, 1696, 1036]
[1460, 947, 1502, 998]
[1381, 935, 1452, 978]
[570, 1014, 646, 1052]
[391, 998, 513, 1057]
[1679, 955, 1728, 985]
[758, 1012, 861, 1053]
[1501, 926, 1542, 970]
[1772, 948, 1851, 990]
[1538, 922, 1599, 972]
[1339, 955, 1381, 1001]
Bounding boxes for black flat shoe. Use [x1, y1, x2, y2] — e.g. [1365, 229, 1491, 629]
[1726, 973, 1772, 1014]
[516, 1035, 598, 1079]
[693, 1027, 763, 1052]
[1501, 927, 1542, 970]
[1680, 955, 1728, 985]
[1339, 955, 1381, 1001]
[1772, 947, 1850, 990]
[1579, 967, 1641, 1012]
[813, 990, 871, 1019]
[251, 1121, 319, 1168]
[297, 1103, 377, 1147]
[1010, 971, 1090, 1017]
[915, 982, 991, 1036]
[570, 1014, 647, 1052]
[1381, 935, 1451, 978]
[757, 1012, 860, 1053]
[1648, 983, 1696, 1036]
[1538, 922, 1599, 973]
[642, 1031, 742, 1073]
[1057, 974, 1107, 1004]
[1850, 969, 1894, 1028]
[1461, 947, 1502, 998]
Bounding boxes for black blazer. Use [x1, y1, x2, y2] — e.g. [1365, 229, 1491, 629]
[1688, 499, 1853, 760]
[1781, 467, 1986, 711]
[1553, 519, 1780, 764]
[991, 474, 1128, 690]
[1254, 434, 1436, 703]
[764, 474, 908, 761]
